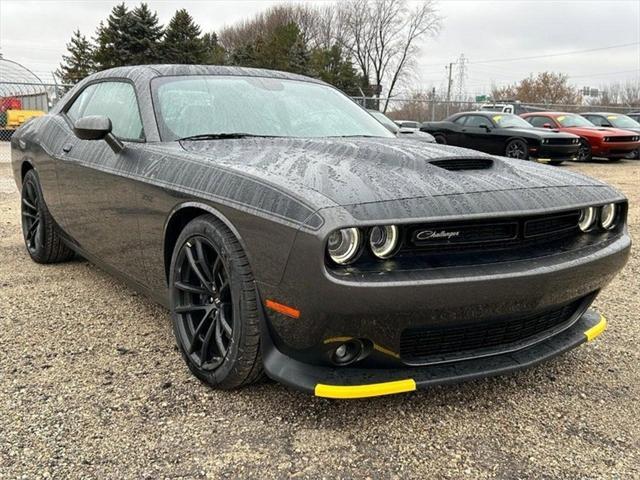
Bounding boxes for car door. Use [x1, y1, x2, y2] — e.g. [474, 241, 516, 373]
[443, 115, 469, 146]
[458, 114, 494, 153]
[55, 80, 148, 285]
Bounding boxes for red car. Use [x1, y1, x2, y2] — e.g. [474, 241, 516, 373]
[521, 112, 640, 161]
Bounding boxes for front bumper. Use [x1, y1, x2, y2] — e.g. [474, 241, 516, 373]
[529, 144, 579, 161]
[262, 309, 607, 398]
[593, 142, 640, 158]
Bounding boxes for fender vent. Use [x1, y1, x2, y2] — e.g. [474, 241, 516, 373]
[430, 158, 493, 171]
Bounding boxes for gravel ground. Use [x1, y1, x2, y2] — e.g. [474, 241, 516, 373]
[1, 143, 639, 479]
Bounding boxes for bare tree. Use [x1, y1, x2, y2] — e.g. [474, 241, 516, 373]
[337, 0, 440, 111]
[491, 72, 580, 105]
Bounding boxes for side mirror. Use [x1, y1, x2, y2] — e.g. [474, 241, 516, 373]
[542, 123, 553, 129]
[74, 115, 123, 153]
[479, 124, 491, 131]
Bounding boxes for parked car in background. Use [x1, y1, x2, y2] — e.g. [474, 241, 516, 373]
[421, 111, 580, 164]
[477, 101, 546, 115]
[394, 120, 421, 131]
[521, 112, 640, 162]
[368, 110, 435, 143]
[627, 112, 640, 123]
[11, 65, 629, 398]
[581, 112, 640, 159]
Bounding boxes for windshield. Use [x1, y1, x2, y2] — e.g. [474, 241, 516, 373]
[491, 114, 532, 128]
[555, 114, 594, 128]
[152, 75, 393, 141]
[606, 114, 640, 128]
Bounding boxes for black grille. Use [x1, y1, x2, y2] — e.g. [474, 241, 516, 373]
[407, 210, 580, 251]
[429, 158, 493, 171]
[400, 298, 583, 363]
[545, 138, 577, 145]
[606, 136, 636, 142]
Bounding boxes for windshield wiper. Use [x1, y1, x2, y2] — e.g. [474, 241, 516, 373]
[178, 133, 279, 141]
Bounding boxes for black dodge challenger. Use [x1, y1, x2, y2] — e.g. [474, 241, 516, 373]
[11, 66, 630, 399]
[421, 112, 581, 164]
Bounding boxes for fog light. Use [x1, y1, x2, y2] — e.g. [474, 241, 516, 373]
[578, 207, 596, 232]
[332, 340, 363, 365]
[600, 203, 617, 230]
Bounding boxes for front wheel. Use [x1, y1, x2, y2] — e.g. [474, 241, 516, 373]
[169, 214, 263, 389]
[434, 134, 447, 144]
[576, 139, 592, 162]
[505, 139, 529, 160]
[21, 169, 74, 263]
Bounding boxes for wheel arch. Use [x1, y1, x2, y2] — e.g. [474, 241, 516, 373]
[163, 202, 252, 285]
[20, 160, 35, 183]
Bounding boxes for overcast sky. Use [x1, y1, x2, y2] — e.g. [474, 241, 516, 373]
[1, 0, 638, 96]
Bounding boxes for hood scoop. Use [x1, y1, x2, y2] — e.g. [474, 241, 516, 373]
[429, 158, 494, 171]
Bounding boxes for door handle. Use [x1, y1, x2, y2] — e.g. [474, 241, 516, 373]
[62, 144, 73, 153]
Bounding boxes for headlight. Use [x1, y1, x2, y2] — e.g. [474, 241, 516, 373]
[369, 225, 399, 259]
[542, 138, 549, 144]
[604, 137, 610, 142]
[600, 204, 617, 230]
[327, 228, 361, 264]
[578, 207, 597, 232]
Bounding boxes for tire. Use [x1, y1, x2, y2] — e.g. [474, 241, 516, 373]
[504, 139, 529, 160]
[21, 169, 74, 263]
[576, 139, 592, 162]
[434, 134, 447, 144]
[169, 214, 263, 389]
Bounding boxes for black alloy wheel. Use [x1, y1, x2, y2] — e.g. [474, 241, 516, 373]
[434, 134, 447, 144]
[20, 169, 74, 263]
[576, 139, 592, 162]
[21, 177, 43, 254]
[173, 236, 233, 371]
[505, 139, 528, 160]
[169, 215, 263, 389]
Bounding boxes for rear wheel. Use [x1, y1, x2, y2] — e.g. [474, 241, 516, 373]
[576, 139, 592, 162]
[434, 134, 447, 144]
[505, 139, 529, 160]
[21, 169, 74, 263]
[169, 214, 263, 389]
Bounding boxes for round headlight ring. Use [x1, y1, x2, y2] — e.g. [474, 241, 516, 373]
[578, 207, 596, 232]
[600, 203, 617, 230]
[327, 227, 361, 265]
[369, 225, 399, 259]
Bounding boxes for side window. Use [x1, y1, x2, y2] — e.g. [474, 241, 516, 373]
[465, 115, 491, 127]
[584, 115, 600, 126]
[65, 84, 98, 123]
[67, 82, 144, 140]
[528, 116, 552, 128]
[453, 116, 468, 125]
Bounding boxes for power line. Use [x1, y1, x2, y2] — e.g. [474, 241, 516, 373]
[468, 42, 640, 65]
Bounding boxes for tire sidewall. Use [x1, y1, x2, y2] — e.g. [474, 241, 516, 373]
[169, 216, 252, 388]
[577, 139, 592, 162]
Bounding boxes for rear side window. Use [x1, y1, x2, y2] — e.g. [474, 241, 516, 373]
[65, 81, 144, 140]
[465, 115, 491, 127]
[527, 116, 553, 128]
[453, 116, 468, 125]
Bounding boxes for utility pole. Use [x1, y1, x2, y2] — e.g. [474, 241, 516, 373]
[446, 62, 454, 116]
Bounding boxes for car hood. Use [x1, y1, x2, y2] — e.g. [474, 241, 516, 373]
[175, 137, 608, 208]
[558, 126, 634, 137]
[498, 127, 578, 138]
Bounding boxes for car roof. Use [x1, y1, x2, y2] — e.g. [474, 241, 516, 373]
[85, 64, 326, 85]
[521, 112, 572, 117]
[581, 112, 628, 116]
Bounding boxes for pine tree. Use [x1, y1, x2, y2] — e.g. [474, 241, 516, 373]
[202, 32, 226, 65]
[127, 3, 164, 64]
[309, 44, 364, 96]
[162, 9, 206, 64]
[93, 3, 132, 69]
[56, 30, 96, 84]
